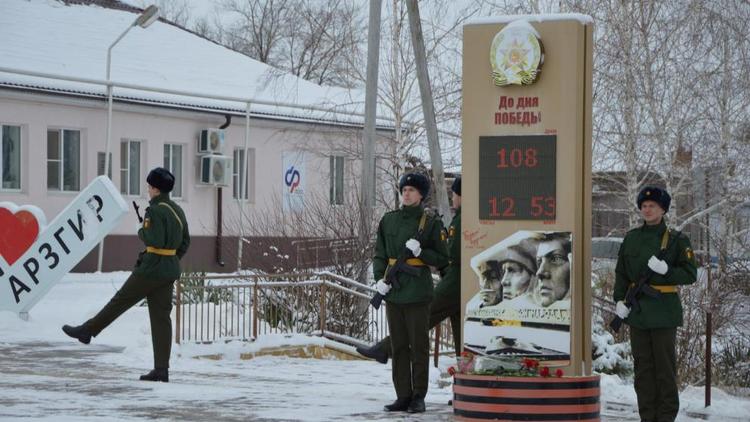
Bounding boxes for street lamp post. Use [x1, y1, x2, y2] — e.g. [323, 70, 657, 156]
[97, 5, 160, 272]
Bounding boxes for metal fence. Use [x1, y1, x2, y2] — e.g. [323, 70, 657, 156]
[174, 271, 456, 361]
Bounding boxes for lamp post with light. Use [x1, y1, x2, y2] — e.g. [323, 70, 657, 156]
[98, 5, 160, 272]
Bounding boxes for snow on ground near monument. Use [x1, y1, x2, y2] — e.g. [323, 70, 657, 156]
[1, 272, 748, 421]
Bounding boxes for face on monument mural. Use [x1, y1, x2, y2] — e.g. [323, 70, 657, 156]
[479, 260, 503, 307]
[535, 238, 570, 307]
[500, 261, 532, 300]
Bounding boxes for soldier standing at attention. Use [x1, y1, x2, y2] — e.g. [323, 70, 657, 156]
[372, 173, 449, 413]
[613, 186, 697, 422]
[357, 176, 462, 362]
[62, 167, 190, 383]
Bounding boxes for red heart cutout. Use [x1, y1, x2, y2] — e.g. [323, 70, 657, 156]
[0, 208, 40, 265]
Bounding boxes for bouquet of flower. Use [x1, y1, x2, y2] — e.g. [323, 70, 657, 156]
[448, 352, 565, 378]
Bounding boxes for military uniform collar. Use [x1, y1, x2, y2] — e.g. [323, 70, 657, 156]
[400, 203, 424, 218]
[641, 219, 666, 233]
[149, 193, 170, 205]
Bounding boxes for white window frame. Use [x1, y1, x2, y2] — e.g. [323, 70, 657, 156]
[1, 124, 22, 192]
[120, 139, 142, 196]
[329, 155, 345, 205]
[233, 147, 255, 202]
[163, 143, 184, 199]
[47, 128, 81, 192]
[97, 152, 112, 179]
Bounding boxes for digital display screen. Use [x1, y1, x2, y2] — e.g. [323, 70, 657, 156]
[479, 135, 556, 220]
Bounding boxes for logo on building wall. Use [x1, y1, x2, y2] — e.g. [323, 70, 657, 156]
[285, 166, 301, 193]
[490, 20, 544, 86]
[282, 151, 305, 212]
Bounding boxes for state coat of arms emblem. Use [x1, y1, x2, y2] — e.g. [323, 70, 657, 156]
[490, 20, 544, 86]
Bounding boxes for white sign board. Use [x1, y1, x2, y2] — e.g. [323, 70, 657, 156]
[0, 176, 128, 314]
[282, 151, 305, 212]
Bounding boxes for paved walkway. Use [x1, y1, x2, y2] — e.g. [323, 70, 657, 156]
[0, 341, 454, 421]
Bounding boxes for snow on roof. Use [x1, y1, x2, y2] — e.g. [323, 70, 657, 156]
[0, 0, 384, 127]
[466, 13, 594, 26]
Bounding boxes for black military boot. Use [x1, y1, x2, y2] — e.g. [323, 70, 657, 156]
[407, 396, 426, 413]
[383, 397, 411, 412]
[356, 344, 388, 364]
[62, 324, 91, 345]
[139, 368, 169, 382]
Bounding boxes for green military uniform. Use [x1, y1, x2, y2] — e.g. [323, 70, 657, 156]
[85, 193, 190, 369]
[374, 204, 449, 402]
[372, 206, 462, 357]
[614, 220, 697, 422]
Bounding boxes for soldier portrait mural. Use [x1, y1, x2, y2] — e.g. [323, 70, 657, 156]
[463, 230, 571, 364]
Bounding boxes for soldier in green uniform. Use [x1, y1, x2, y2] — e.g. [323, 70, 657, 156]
[613, 186, 697, 422]
[62, 167, 190, 383]
[372, 173, 449, 413]
[356, 176, 462, 363]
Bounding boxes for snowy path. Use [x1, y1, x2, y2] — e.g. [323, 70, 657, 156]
[1, 274, 748, 421]
[0, 340, 454, 421]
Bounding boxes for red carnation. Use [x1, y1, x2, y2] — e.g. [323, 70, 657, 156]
[539, 367, 550, 377]
[555, 369, 564, 378]
[448, 366, 456, 376]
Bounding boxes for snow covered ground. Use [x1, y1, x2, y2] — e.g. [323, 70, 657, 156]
[1, 273, 748, 421]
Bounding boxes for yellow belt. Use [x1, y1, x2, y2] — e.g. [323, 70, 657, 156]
[146, 247, 177, 256]
[388, 258, 426, 266]
[630, 282, 678, 293]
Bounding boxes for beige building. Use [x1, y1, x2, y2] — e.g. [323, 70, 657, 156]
[0, 0, 394, 272]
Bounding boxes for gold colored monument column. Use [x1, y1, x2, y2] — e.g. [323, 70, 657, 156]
[460, 15, 594, 377]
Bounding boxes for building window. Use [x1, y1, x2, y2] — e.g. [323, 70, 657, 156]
[97, 152, 112, 179]
[120, 139, 141, 196]
[47, 129, 80, 192]
[329, 155, 344, 205]
[233, 148, 255, 201]
[1, 125, 21, 190]
[163, 144, 183, 198]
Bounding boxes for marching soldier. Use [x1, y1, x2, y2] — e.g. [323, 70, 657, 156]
[372, 173, 449, 413]
[357, 176, 462, 363]
[62, 167, 190, 383]
[613, 186, 697, 422]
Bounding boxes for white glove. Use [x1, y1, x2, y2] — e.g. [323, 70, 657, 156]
[405, 238, 422, 257]
[648, 256, 668, 275]
[136, 222, 143, 232]
[375, 279, 391, 296]
[615, 301, 630, 319]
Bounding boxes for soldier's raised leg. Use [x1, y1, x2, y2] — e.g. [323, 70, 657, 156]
[62, 273, 152, 344]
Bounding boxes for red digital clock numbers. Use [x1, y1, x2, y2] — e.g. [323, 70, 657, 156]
[479, 135, 557, 221]
[496, 148, 538, 169]
[488, 196, 556, 218]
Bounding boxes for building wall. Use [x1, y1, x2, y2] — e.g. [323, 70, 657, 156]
[0, 90, 393, 272]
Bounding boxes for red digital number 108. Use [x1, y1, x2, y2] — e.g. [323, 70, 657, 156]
[497, 148, 538, 168]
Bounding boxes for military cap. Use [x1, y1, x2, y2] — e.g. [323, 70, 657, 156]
[147, 167, 175, 193]
[451, 176, 461, 196]
[399, 173, 430, 199]
[637, 186, 671, 212]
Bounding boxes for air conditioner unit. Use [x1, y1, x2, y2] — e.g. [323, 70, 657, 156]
[199, 155, 232, 186]
[198, 128, 225, 154]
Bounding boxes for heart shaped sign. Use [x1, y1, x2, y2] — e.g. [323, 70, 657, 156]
[0, 203, 46, 266]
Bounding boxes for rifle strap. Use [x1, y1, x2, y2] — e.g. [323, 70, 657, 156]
[418, 211, 428, 233]
[659, 229, 669, 251]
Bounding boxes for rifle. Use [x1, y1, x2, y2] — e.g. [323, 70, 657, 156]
[370, 211, 430, 310]
[609, 229, 678, 333]
[133, 201, 143, 223]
